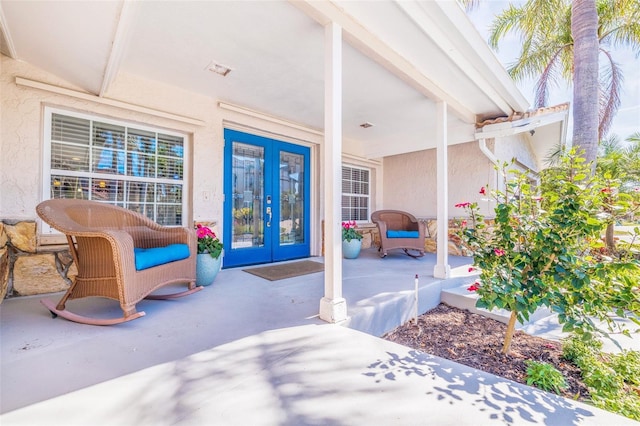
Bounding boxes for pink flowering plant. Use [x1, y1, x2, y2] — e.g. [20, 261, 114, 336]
[196, 224, 223, 259]
[342, 221, 363, 242]
[456, 150, 639, 355]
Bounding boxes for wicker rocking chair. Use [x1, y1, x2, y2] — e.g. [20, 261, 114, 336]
[371, 210, 425, 258]
[36, 199, 200, 325]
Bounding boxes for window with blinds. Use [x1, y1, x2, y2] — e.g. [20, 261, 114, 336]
[44, 108, 187, 226]
[342, 165, 370, 222]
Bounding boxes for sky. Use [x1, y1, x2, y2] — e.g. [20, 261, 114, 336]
[467, 1, 640, 142]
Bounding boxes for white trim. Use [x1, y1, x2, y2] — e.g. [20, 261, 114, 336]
[474, 110, 569, 140]
[429, 1, 529, 112]
[219, 102, 323, 136]
[16, 77, 204, 127]
[395, 1, 513, 116]
[293, 0, 476, 124]
[0, 3, 18, 58]
[341, 163, 371, 223]
[42, 106, 190, 233]
[342, 152, 382, 167]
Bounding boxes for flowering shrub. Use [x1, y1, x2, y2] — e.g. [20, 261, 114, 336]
[456, 150, 639, 354]
[196, 224, 223, 259]
[342, 221, 363, 242]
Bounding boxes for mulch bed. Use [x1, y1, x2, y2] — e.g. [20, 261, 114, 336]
[383, 303, 589, 400]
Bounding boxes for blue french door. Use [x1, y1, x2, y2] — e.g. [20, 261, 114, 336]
[223, 129, 310, 268]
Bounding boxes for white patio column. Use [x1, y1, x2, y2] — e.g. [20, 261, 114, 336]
[319, 21, 348, 323]
[434, 100, 451, 278]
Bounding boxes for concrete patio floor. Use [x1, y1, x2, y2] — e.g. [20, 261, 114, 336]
[1, 248, 636, 425]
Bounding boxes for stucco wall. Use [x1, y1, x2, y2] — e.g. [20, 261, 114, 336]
[494, 134, 538, 173]
[1, 56, 218, 226]
[382, 141, 497, 218]
[1, 54, 335, 262]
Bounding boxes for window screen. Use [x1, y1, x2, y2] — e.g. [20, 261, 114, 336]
[342, 165, 370, 221]
[45, 109, 187, 226]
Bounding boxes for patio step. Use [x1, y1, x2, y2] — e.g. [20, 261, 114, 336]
[441, 283, 555, 327]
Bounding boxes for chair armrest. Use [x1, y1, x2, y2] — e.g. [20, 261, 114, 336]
[128, 226, 196, 249]
[102, 230, 137, 275]
[375, 220, 388, 235]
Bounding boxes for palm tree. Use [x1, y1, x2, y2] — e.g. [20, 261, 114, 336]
[597, 132, 640, 248]
[485, 0, 640, 163]
[571, 0, 600, 164]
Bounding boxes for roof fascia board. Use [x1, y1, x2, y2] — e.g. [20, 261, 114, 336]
[475, 110, 569, 139]
[432, 1, 530, 113]
[395, 0, 514, 116]
[99, 0, 138, 97]
[291, 0, 476, 124]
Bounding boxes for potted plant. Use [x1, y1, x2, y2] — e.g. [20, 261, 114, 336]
[195, 224, 224, 286]
[342, 220, 363, 259]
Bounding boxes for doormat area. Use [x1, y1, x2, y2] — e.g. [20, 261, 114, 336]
[243, 260, 324, 281]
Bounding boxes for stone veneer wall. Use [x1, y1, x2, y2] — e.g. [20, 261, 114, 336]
[0, 220, 76, 302]
[358, 219, 473, 256]
[2, 217, 472, 301]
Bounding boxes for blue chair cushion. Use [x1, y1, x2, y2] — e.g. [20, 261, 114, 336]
[133, 244, 190, 271]
[387, 230, 420, 239]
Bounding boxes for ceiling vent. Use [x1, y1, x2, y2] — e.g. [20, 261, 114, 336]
[206, 61, 232, 77]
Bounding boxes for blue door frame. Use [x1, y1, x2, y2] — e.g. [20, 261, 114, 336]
[223, 129, 310, 268]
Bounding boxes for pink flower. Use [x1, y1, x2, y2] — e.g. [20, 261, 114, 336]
[479, 186, 486, 195]
[494, 248, 505, 257]
[601, 187, 612, 194]
[455, 202, 471, 208]
[461, 220, 468, 227]
[468, 267, 476, 273]
[467, 282, 480, 292]
[342, 221, 357, 230]
[196, 224, 216, 239]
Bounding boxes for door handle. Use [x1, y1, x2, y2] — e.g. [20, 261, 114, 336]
[266, 207, 272, 228]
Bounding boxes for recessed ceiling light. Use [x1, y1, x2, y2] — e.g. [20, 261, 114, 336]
[206, 61, 232, 77]
[360, 122, 374, 129]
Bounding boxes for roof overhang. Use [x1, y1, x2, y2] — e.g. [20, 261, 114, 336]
[1, 0, 534, 158]
[475, 103, 570, 169]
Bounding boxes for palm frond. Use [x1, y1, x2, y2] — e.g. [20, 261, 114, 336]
[544, 141, 569, 167]
[458, 0, 481, 12]
[598, 50, 623, 138]
[488, 5, 524, 50]
[626, 132, 640, 144]
[598, 133, 622, 156]
[598, 0, 640, 55]
[534, 48, 568, 107]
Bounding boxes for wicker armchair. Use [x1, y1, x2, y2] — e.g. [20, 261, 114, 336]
[371, 210, 425, 258]
[36, 199, 200, 325]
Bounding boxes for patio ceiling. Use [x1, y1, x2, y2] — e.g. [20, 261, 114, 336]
[0, 0, 530, 159]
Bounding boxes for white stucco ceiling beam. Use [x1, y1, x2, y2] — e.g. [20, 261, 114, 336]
[0, 3, 17, 58]
[395, 0, 520, 117]
[291, 0, 477, 124]
[429, 1, 530, 114]
[99, 0, 137, 97]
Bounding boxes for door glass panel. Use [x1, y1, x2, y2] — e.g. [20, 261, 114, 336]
[279, 151, 305, 245]
[231, 142, 264, 249]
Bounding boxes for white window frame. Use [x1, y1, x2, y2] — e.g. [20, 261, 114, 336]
[341, 164, 371, 223]
[42, 107, 189, 233]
